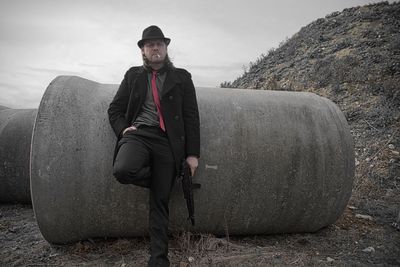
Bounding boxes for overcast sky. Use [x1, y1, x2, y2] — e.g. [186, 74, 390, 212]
[0, 0, 393, 108]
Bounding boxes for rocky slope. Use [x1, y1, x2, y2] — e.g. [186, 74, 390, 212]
[222, 1, 400, 226]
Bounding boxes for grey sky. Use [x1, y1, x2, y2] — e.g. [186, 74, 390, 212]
[0, 0, 392, 108]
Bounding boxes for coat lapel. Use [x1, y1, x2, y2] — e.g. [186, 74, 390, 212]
[134, 69, 148, 99]
[126, 68, 147, 123]
[162, 70, 180, 98]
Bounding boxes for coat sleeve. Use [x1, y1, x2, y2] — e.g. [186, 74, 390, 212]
[108, 70, 131, 138]
[182, 70, 200, 158]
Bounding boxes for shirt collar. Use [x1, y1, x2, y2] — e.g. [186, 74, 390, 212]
[144, 65, 167, 75]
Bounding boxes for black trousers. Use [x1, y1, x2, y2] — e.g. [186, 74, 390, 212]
[113, 126, 176, 267]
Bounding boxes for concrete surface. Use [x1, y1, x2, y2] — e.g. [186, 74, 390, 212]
[31, 76, 354, 244]
[0, 109, 37, 203]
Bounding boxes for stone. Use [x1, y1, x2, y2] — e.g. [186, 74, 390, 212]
[327, 257, 335, 262]
[355, 214, 374, 221]
[362, 246, 375, 253]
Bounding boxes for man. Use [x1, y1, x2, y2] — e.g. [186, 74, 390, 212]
[108, 25, 200, 266]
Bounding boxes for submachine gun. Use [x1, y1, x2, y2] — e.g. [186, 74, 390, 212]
[179, 159, 201, 226]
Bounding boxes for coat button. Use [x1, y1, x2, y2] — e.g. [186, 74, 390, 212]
[180, 136, 185, 141]
[168, 95, 173, 100]
[133, 93, 139, 98]
[174, 115, 179, 120]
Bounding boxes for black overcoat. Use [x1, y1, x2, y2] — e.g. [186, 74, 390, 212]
[108, 66, 200, 172]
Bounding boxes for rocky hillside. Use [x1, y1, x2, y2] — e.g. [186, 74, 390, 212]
[223, 2, 399, 225]
[223, 2, 399, 100]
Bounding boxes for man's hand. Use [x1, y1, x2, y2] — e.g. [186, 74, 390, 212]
[186, 156, 198, 176]
[122, 126, 137, 135]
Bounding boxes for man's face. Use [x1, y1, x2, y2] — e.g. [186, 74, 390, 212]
[141, 39, 167, 64]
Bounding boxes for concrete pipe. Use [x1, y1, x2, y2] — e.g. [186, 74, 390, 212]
[31, 76, 354, 244]
[0, 108, 37, 203]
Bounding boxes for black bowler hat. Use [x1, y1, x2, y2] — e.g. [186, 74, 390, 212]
[137, 25, 171, 48]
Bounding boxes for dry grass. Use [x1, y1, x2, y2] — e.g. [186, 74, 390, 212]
[169, 230, 252, 265]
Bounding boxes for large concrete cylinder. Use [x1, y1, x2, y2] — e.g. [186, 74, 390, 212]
[31, 76, 354, 244]
[0, 108, 37, 203]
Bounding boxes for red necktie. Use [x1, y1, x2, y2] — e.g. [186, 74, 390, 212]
[151, 70, 166, 131]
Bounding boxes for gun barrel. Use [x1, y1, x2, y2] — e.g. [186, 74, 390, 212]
[181, 160, 196, 226]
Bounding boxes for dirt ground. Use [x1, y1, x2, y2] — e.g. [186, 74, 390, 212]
[1, 198, 399, 267]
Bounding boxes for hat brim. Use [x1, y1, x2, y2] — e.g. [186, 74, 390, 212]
[138, 38, 171, 48]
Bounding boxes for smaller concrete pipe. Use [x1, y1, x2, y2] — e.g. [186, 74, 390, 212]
[0, 109, 37, 203]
